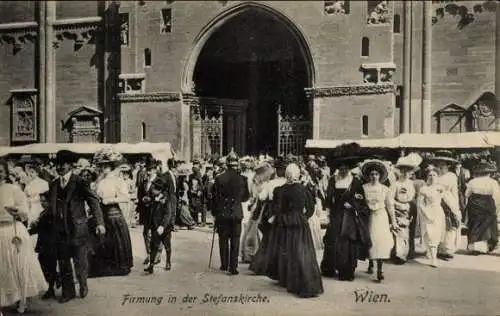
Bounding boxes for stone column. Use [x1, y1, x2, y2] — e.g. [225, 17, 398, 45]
[496, 0, 500, 131]
[45, 1, 56, 142]
[38, 2, 46, 142]
[189, 99, 202, 159]
[421, 0, 432, 134]
[401, 0, 412, 133]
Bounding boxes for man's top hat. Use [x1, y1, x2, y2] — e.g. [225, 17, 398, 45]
[55, 150, 78, 164]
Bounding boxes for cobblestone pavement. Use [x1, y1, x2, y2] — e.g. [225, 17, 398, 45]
[3, 225, 500, 316]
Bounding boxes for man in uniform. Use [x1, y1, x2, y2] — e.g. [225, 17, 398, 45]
[212, 150, 250, 275]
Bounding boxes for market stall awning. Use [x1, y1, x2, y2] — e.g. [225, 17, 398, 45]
[306, 132, 500, 150]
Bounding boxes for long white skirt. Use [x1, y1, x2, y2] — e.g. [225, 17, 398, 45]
[0, 221, 48, 307]
[308, 200, 324, 250]
[368, 208, 394, 259]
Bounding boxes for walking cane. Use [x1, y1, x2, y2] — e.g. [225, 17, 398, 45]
[208, 224, 216, 269]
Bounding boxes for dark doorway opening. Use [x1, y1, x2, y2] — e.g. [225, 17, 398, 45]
[193, 8, 310, 156]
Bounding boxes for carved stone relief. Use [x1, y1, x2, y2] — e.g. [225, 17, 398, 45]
[325, 1, 348, 15]
[52, 17, 101, 50]
[10, 89, 38, 143]
[367, 1, 391, 25]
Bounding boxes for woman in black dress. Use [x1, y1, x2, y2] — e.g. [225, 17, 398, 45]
[89, 148, 133, 277]
[320, 158, 371, 281]
[266, 163, 323, 298]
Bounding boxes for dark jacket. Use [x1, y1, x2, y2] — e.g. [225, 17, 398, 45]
[49, 173, 104, 246]
[29, 209, 56, 255]
[159, 171, 177, 226]
[213, 168, 250, 221]
[146, 194, 174, 231]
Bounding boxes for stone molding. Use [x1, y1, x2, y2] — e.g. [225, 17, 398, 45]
[304, 84, 396, 98]
[52, 17, 102, 49]
[0, 22, 38, 54]
[117, 91, 182, 103]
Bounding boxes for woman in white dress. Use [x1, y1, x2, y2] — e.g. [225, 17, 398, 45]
[0, 159, 47, 315]
[417, 166, 447, 267]
[362, 160, 397, 282]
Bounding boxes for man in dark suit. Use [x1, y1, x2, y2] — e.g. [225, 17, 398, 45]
[144, 176, 175, 273]
[164, 159, 178, 232]
[138, 159, 163, 265]
[49, 150, 105, 303]
[212, 150, 250, 275]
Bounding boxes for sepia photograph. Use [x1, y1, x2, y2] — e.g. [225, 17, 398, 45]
[0, 0, 499, 315]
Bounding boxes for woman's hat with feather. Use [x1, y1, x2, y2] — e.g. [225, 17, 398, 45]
[395, 153, 422, 172]
[93, 147, 123, 165]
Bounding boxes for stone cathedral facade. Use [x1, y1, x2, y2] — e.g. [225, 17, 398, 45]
[0, 1, 497, 159]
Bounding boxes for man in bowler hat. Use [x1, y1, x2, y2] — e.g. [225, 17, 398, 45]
[49, 150, 105, 303]
[212, 150, 250, 275]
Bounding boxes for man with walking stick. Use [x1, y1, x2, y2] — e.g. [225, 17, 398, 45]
[211, 150, 249, 275]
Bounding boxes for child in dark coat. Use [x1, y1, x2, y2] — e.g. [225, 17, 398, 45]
[28, 192, 58, 300]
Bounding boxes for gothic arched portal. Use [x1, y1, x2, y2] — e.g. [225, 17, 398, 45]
[184, 3, 315, 157]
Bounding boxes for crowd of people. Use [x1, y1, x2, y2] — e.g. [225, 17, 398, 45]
[0, 146, 499, 314]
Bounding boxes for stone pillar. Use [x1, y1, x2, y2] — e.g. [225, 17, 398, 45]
[312, 96, 321, 139]
[421, 0, 432, 134]
[189, 99, 202, 159]
[38, 2, 46, 142]
[401, 0, 412, 133]
[496, 0, 500, 131]
[45, 1, 56, 142]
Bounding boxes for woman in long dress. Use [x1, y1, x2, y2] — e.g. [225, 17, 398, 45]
[465, 161, 499, 254]
[432, 151, 461, 260]
[0, 159, 47, 314]
[417, 166, 447, 267]
[89, 148, 133, 277]
[320, 158, 371, 281]
[301, 168, 324, 250]
[249, 158, 287, 275]
[362, 160, 397, 282]
[241, 162, 274, 263]
[266, 163, 323, 298]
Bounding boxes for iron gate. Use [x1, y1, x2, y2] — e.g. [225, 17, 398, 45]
[277, 105, 311, 156]
[200, 106, 223, 158]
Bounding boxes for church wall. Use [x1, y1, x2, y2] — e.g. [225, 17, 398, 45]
[55, 41, 100, 142]
[56, 1, 99, 19]
[318, 93, 394, 139]
[0, 1, 36, 23]
[392, 0, 496, 133]
[0, 40, 36, 146]
[121, 101, 182, 150]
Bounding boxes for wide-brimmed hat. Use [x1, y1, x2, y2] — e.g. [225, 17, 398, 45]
[361, 159, 388, 183]
[18, 155, 42, 166]
[331, 156, 364, 169]
[472, 160, 497, 174]
[429, 150, 459, 165]
[93, 147, 123, 165]
[395, 153, 422, 171]
[55, 150, 78, 164]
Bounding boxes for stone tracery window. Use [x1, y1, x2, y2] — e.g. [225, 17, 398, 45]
[161, 8, 172, 33]
[120, 13, 129, 46]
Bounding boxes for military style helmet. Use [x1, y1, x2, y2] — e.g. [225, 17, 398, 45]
[226, 148, 239, 166]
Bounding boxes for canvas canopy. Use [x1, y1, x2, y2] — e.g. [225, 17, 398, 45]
[306, 132, 500, 150]
[0, 142, 175, 168]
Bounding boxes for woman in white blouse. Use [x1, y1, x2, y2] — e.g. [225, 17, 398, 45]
[0, 159, 47, 315]
[88, 148, 133, 277]
[362, 160, 397, 282]
[465, 161, 500, 254]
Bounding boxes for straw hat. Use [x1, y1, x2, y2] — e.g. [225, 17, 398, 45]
[429, 150, 459, 165]
[395, 153, 422, 171]
[361, 159, 388, 183]
[93, 147, 123, 165]
[472, 160, 497, 174]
